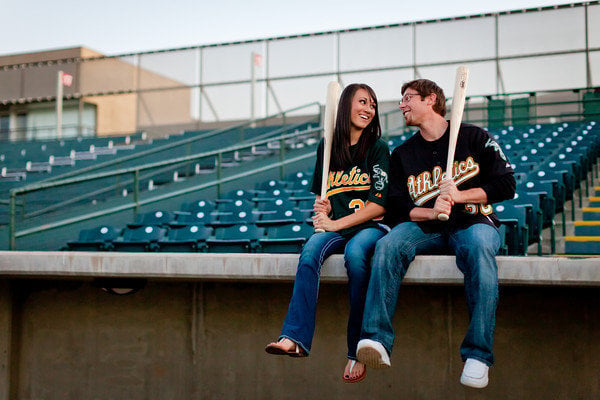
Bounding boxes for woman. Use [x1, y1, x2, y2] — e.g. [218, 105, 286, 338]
[265, 83, 390, 383]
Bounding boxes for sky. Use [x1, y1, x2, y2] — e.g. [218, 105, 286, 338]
[0, 0, 578, 57]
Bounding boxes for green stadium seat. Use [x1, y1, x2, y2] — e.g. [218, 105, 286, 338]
[130, 210, 176, 227]
[494, 202, 529, 255]
[259, 222, 313, 253]
[255, 179, 291, 191]
[216, 199, 255, 214]
[257, 207, 308, 226]
[206, 224, 264, 253]
[159, 225, 212, 252]
[182, 199, 216, 214]
[172, 211, 215, 226]
[214, 210, 259, 226]
[113, 225, 167, 252]
[66, 225, 121, 251]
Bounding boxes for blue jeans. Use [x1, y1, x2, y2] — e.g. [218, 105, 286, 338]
[361, 222, 500, 366]
[280, 227, 386, 359]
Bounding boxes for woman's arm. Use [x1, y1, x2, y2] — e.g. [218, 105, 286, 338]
[312, 201, 385, 232]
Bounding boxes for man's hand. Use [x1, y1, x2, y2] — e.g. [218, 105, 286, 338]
[439, 178, 462, 204]
[433, 194, 453, 220]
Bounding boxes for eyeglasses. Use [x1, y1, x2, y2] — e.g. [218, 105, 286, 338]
[400, 92, 422, 104]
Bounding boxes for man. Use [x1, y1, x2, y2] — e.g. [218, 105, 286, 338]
[356, 79, 515, 388]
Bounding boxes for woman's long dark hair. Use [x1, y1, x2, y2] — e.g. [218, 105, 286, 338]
[330, 83, 381, 171]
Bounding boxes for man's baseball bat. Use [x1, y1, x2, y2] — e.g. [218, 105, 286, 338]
[438, 66, 470, 221]
[315, 81, 341, 233]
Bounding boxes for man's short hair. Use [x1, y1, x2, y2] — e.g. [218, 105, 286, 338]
[401, 79, 446, 117]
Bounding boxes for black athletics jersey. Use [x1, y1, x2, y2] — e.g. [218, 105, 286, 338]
[310, 138, 390, 237]
[386, 122, 516, 230]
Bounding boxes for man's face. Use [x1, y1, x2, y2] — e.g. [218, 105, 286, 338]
[399, 89, 431, 126]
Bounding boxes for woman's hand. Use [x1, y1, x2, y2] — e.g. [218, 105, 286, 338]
[313, 196, 331, 216]
[312, 211, 339, 232]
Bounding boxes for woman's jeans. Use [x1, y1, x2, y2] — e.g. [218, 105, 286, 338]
[361, 222, 500, 366]
[280, 227, 386, 359]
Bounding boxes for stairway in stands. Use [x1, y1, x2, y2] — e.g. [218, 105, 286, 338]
[564, 181, 600, 255]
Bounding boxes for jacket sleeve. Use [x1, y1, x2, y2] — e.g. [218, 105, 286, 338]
[476, 129, 516, 203]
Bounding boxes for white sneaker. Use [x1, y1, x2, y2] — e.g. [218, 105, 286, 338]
[356, 339, 391, 369]
[460, 358, 489, 388]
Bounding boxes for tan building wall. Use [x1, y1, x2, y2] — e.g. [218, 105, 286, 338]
[0, 47, 193, 137]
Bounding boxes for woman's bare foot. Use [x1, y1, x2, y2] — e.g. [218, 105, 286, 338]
[275, 338, 295, 351]
[343, 359, 366, 383]
[265, 338, 307, 357]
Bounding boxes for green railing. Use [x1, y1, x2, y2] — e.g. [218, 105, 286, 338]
[39, 101, 321, 184]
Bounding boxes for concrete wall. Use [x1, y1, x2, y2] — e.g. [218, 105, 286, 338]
[0, 253, 599, 399]
[0, 279, 598, 400]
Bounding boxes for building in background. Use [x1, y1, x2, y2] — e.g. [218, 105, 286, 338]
[0, 47, 193, 141]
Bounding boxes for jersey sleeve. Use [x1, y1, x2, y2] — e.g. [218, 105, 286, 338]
[474, 128, 516, 203]
[366, 140, 390, 207]
[384, 145, 415, 227]
[309, 139, 324, 196]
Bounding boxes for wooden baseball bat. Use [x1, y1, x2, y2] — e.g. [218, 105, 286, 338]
[315, 81, 341, 232]
[438, 66, 470, 221]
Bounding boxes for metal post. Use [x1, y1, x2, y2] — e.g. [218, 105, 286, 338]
[584, 4, 591, 88]
[279, 138, 285, 179]
[78, 97, 84, 138]
[135, 54, 142, 134]
[56, 70, 63, 139]
[9, 191, 16, 250]
[217, 153, 222, 197]
[133, 169, 140, 217]
[251, 52, 256, 127]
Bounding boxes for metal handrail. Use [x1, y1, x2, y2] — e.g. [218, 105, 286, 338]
[38, 101, 321, 184]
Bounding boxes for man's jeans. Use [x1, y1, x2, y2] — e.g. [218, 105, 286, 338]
[280, 227, 386, 359]
[361, 222, 500, 366]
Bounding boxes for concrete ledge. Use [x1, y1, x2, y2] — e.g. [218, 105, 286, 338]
[0, 251, 599, 286]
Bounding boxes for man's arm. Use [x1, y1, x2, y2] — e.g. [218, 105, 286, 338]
[409, 193, 453, 221]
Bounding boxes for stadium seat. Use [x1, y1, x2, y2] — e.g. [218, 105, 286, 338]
[159, 225, 212, 252]
[494, 203, 529, 255]
[257, 207, 308, 225]
[113, 225, 167, 252]
[220, 189, 259, 202]
[130, 210, 176, 227]
[206, 224, 264, 253]
[286, 171, 313, 185]
[255, 179, 291, 191]
[259, 222, 314, 253]
[253, 187, 293, 201]
[182, 199, 216, 215]
[255, 197, 296, 212]
[216, 199, 255, 214]
[289, 188, 315, 201]
[172, 211, 215, 226]
[296, 198, 315, 213]
[213, 210, 258, 226]
[66, 225, 121, 251]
